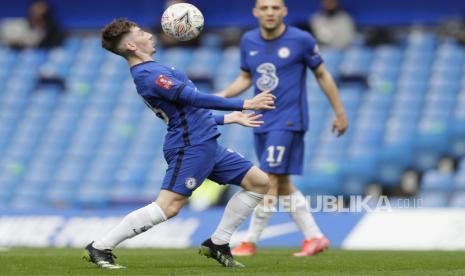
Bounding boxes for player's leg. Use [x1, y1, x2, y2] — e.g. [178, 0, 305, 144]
[234, 131, 329, 256]
[273, 134, 329, 256]
[276, 175, 329, 256]
[89, 190, 185, 247]
[238, 172, 278, 250]
[84, 192, 179, 269]
[277, 175, 323, 239]
[200, 146, 269, 267]
[85, 143, 215, 268]
[240, 165, 271, 194]
[233, 131, 292, 255]
[211, 155, 269, 247]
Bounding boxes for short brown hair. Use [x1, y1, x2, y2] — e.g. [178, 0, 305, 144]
[101, 18, 138, 56]
[255, 0, 286, 7]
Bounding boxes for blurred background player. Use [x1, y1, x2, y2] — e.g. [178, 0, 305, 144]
[217, 0, 348, 257]
[84, 19, 276, 268]
[309, 0, 356, 49]
[0, 0, 64, 49]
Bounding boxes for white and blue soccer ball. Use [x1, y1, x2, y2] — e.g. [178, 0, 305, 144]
[161, 3, 204, 41]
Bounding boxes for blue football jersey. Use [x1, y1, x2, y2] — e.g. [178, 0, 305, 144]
[130, 61, 243, 150]
[240, 26, 323, 133]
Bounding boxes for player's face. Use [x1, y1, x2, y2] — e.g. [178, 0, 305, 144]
[253, 0, 287, 31]
[127, 27, 156, 55]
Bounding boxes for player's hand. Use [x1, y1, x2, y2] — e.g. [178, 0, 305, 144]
[332, 113, 348, 137]
[224, 111, 264, 128]
[243, 90, 276, 110]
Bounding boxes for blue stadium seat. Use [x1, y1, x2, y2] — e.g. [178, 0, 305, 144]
[417, 191, 448, 208]
[449, 192, 465, 208]
[400, 64, 431, 81]
[421, 171, 454, 192]
[431, 65, 462, 80]
[379, 121, 416, 185]
[342, 151, 378, 195]
[2, 34, 465, 208]
[406, 32, 436, 51]
[339, 47, 373, 75]
[321, 48, 343, 65]
[450, 93, 465, 156]
[435, 42, 465, 68]
[10, 194, 45, 209]
[163, 48, 193, 70]
[111, 184, 141, 201]
[76, 181, 110, 206]
[23, 162, 56, 183]
[0, 180, 16, 205]
[429, 80, 460, 96]
[53, 156, 90, 184]
[351, 150, 382, 184]
[186, 48, 222, 77]
[295, 171, 343, 196]
[459, 158, 465, 171]
[296, 156, 344, 195]
[47, 182, 76, 206]
[414, 117, 451, 170]
[373, 45, 403, 65]
[454, 170, 465, 191]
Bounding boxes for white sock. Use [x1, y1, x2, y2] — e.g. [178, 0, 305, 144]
[289, 191, 323, 240]
[246, 203, 273, 243]
[211, 190, 264, 245]
[93, 202, 167, 250]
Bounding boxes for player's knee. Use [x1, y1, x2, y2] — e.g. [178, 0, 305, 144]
[156, 201, 183, 219]
[241, 166, 270, 194]
[251, 170, 270, 193]
[163, 204, 182, 218]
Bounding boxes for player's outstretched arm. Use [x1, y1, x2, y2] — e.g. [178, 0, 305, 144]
[224, 111, 264, 128]
[313, 63, 348, 137]
[243, 90, 276, 110]
[216, 70, 253, 98]
[174, 85, 275, 111]
[152, 72, 274, 111]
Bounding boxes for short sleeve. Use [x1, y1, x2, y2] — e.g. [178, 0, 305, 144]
[303, 33, 324, 70]
[213, 114, 225, 125]
[240, 37, 250, 72]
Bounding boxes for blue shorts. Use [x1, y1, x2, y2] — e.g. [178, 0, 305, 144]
[162, 139, 254, 196]
[254, 130, 304, 175]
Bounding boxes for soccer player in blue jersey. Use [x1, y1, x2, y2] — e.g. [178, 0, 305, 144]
[217, 0, 348, 257]
[83, 19, 276, 269]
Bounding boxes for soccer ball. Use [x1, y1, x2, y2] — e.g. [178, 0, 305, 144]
[161, 3, 204, 41]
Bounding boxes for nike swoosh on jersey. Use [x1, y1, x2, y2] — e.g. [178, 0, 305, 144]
[249, 50, 259, 56]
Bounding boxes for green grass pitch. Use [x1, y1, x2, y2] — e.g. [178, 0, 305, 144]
[0, 248, 464, 275]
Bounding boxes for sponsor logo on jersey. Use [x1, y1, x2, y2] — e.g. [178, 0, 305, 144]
[256, 63, 279, 91]
[278, 47, 290, 58]
[185, 177, 197, 189]
[156, 75, 174, 89]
